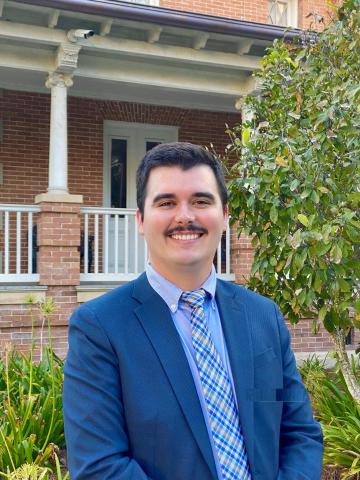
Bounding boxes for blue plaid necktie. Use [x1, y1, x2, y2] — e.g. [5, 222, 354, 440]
[181, 289, 252, 480]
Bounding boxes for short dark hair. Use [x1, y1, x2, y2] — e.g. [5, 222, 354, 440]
[136, 142, 228, 218]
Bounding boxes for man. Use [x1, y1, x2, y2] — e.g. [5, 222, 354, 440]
[63, 142, 323, 480]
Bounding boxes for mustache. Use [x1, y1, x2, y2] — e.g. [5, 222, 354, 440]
[166, 225, 208, 236]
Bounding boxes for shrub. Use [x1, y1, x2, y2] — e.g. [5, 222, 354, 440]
[225, 0, 360, 402]
[299, 356, 360, 479]
[1, 454, 69, 479]
[0, 299, 66, 475]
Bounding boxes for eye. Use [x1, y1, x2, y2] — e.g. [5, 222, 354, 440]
[193, 199, 211, 206]
[158, 200, 175, 207]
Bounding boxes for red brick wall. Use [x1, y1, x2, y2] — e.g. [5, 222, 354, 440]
[159, 0, 337, 27]
[0, 91, 49, 204]
[0, 287, 76, 360]
[160, 0, 268, 24]
[0, 90, 239, 206]
[0, 89, 241, 358]
[299, 0, 340, 29]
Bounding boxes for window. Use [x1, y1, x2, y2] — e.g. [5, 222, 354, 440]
[268, 0, 298, 27]
[111, 139, 127, 209]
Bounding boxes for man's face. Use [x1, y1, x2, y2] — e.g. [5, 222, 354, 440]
[136, 165, 228, 282]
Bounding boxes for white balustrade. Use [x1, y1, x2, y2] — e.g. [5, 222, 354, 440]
[0, 204, 234, 285]
[0, 204, 40, 283]
[80, 206, 234, 282]
[80, 207, 144, 282]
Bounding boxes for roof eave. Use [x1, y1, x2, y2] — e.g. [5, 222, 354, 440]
[16, 0, 302, 42]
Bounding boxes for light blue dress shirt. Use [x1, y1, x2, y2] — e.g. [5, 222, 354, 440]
[146, 263, 239, 480]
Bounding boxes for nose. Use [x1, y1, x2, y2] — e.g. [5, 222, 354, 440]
[174, 203, 195, 224]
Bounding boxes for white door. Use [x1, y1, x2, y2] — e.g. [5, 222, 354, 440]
[104, 122, 178, 275]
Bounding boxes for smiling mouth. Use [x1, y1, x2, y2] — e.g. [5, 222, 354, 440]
[170, 233, 202, 241]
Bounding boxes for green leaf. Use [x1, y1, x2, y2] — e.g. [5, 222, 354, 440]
[290, 179, 300, 191]
[355, 298, 360, 314]
[242, 127, 251, 146]
[338, 278, 350, 292]
[324, 311, 336, 333]
[298, 214, 309, 227]
[347, 192, 360, 205]
[288, 112, 301, 120]
[313, 271, 323, 293]
[270, 205, 278, 223]
[318, 305, 327, 322]
[275, 156, 288, 167]
[330, 244, 343, 264]
[285, 57, 298, 68]
[312, 242, 331, 256]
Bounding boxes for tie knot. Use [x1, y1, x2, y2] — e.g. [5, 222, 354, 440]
[181, 289, 207, 309]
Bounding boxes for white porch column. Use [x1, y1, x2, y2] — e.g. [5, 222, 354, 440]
[235, 76, 263, 122]
[45, 72, 73, 195]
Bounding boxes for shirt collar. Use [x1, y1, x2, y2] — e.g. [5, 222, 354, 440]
[146, 263, 217, 313]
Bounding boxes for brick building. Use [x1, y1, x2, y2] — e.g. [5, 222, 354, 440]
[0, 0, 347, 358]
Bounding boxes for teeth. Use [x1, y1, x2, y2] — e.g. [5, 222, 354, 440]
[171, 234, 200, 240]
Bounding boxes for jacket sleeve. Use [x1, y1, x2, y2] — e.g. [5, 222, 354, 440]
[63, 304, 153, 480]
[275, 305, 324, 480]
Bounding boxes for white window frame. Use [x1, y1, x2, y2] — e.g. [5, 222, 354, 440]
[103, 121, 178, 208]
[268, 0, 298, 28]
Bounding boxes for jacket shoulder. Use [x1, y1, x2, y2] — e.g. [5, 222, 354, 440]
[217, 279, 276, 311]
[73, 274, 147, 323]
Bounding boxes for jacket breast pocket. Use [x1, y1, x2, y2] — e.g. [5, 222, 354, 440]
[254, 347, 277, 367]
[252, 347, 283, 402]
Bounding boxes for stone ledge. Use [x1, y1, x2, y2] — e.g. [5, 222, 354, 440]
[0, 286, 47, 305]
[295, 350, 357, 367]
[76, 284, 124, 303]
[35, 192, 83, 204]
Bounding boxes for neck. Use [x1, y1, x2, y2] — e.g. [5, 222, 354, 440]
[150, 261, 212, 291]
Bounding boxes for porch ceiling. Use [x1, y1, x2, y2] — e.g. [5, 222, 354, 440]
[0, 0, 297, 112]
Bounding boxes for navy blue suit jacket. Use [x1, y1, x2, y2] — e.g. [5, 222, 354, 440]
[63, 273, 323, 479]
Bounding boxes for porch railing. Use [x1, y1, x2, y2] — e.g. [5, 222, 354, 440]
[80, 206, 234, 282]
[0, 204, 40, 283]
[0, 204, 234, 285]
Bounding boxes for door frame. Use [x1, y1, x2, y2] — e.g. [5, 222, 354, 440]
[103, 121, 179, 208]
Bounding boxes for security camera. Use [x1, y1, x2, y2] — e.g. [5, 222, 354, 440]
[67, 29, 95, 42]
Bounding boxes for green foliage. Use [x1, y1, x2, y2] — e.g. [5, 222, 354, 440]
[300, 356, 360, 479]
[0, 300, 66, 475]
[298, 354, 328, 403]
[226, 0, 360, 333]
[1, 454, 69, 480]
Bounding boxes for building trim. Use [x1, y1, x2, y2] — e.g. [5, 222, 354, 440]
[18, 0, 301, 41]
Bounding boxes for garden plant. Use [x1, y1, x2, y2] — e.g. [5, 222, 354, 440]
[299, 355, 360, 479]
[224, 0, 360, 475]
[226, 0, 360, 401]
[0, 298, 68, 478]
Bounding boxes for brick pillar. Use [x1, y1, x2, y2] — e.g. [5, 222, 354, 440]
[37, 202, 81, 287]
[230, 225, 254, 285]
[34, 199, 82, 357]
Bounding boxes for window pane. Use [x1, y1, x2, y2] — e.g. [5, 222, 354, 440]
[146, 141, 161, 152]
[111, 139, 127, 208]
[268, 0, 289, 26]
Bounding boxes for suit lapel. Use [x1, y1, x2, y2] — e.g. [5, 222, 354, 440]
[215, 280, 255, 471]
[132, 274, 218, 479]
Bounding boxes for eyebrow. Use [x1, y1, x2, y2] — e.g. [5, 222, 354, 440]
[152, 192, 215, 204]
[152, 193, 176, 204]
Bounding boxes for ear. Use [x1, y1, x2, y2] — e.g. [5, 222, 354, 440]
[223, 205, 229, 231]
[136, 209, 144, 235]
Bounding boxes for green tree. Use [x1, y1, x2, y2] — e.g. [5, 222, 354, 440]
[226, 0, 360, 401]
